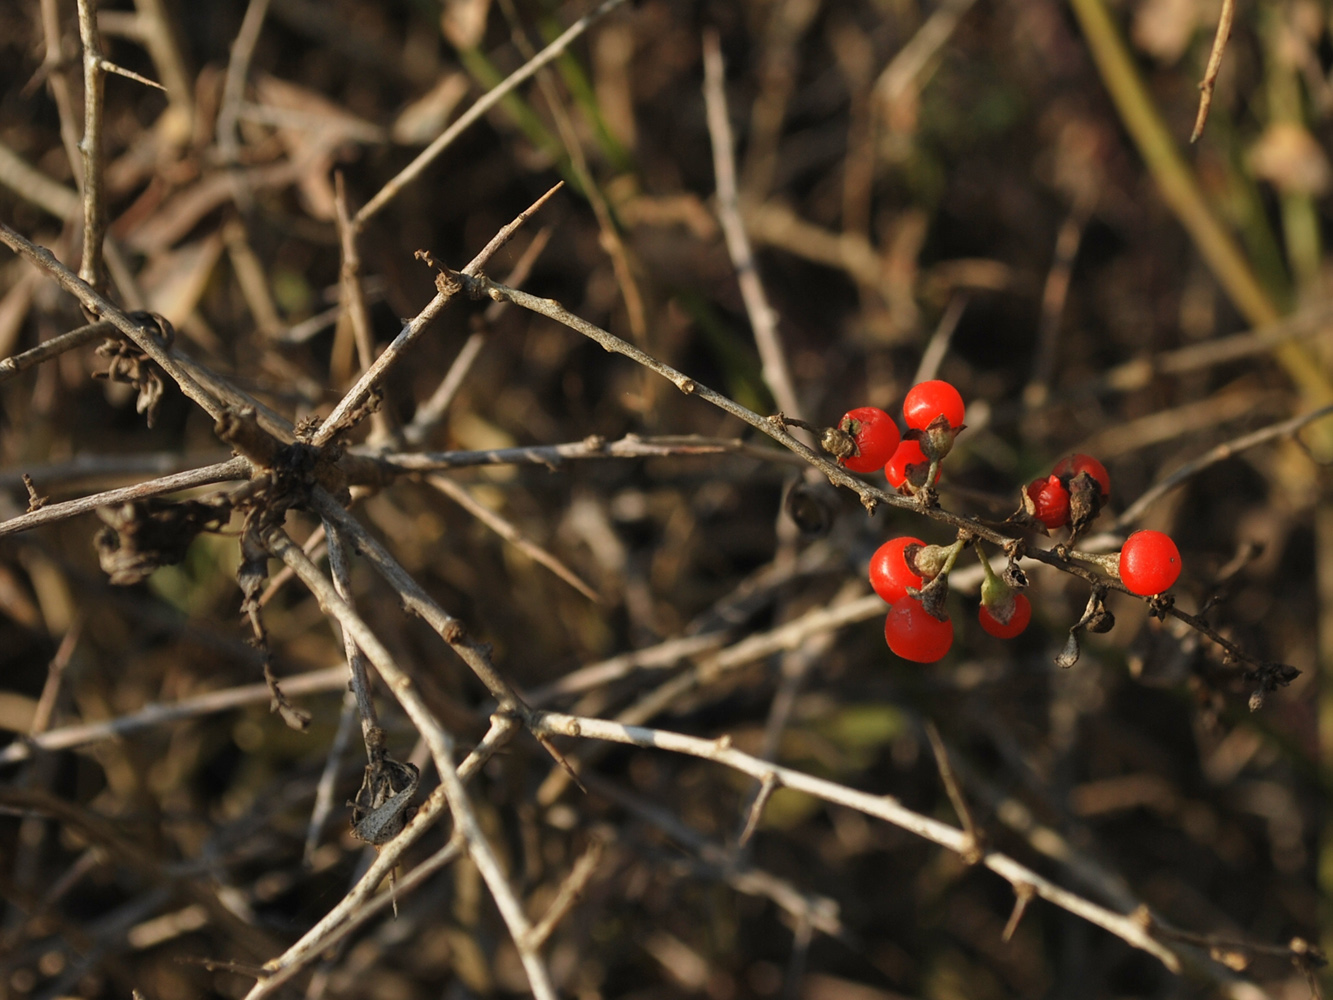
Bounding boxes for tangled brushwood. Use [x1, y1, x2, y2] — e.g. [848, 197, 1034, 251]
[1, 1, 1331, 998]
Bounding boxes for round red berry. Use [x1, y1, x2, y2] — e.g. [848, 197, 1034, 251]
[1026, 475, 1070, 530]
[869, 537, 925, 605]
[1053, 453, 1111, 499]
[884, 597, 954, 663]
[902, 380, 965, 431]
[884, 439, 939, 489]
[837, 407, 901, 474]
[978, 593, 1032, 639]
[1119, 530, 1181, 595]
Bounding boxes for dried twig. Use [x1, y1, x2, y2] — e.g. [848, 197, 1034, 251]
[525, 838, 605, 949]
[401, 226, 552, 447]
[75, 0, 107, 292]
[261, 529, 557, 1000]
[245, 714, 522, 998]
[352, 0, 625, 229]
[1115, 405, 1333, 528]
[1190, 0, 1236, 143]
[425, 473, 601, 602]
[325, 520, 380, 749]
[0, 319, 116, 383]
[0, 224, 225, 419]
[372, 433, 804, 474]
[0, 665, 345, 768]
[703, 30, 802, 420]
[0, 457, 250, 539]
[530, 710, 1184, 971]
[313, 183, 562, 446]
[217, 0, 272, 171]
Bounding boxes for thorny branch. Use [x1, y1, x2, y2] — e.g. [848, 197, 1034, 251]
[528, 710, 1185, 971]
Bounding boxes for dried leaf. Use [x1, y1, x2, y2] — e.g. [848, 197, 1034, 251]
[1248, 122, 1332, 195]
[1055, 631, 1081, 669]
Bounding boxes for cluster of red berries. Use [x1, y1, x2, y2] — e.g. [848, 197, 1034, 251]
[831, 380, 1184, 663]
[831, 380, 964, 490]
[869, 534, 1030, 662]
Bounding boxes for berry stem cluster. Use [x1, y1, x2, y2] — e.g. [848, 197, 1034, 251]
[825, 381, 1247, 680]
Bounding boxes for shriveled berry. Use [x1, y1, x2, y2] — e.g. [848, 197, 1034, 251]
[884, 439, 939, 489]
[869, 537, 925, 605]
[1053, 453, 1111, 500]
[836, 407, 901, 474]
[884, 597, 953, 663]
[1119, 530, 1181, 595]
[1026, 475, 1071, 530]
[903, 380, 965, 431]
[979, 593, 1032, 639]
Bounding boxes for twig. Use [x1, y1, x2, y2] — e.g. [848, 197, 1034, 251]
[466, 271, 1018, 538]
[371, 433, 805, 474]
[303, 692, 358, 864]
[256, 522, 327, 608]
[325, 520, 379, 750]
[313, 183, 562, 446]
[524, 838, 605, 949]
[217, 0, 272, 171]
[0, 320, 116, 384]
[584, 772, 844, 939]
[469, 268, 1308, 693]
[39, 0, 85, 197]
[1115, 405, 1333, 528]
[75, 0, 108, 292]
[924, 721, 983, 863]
[0, 665, 346, 768]
[534, 592, 886, 805]
[1024, 193, 1093, 408]
[525, 632, 729, 706]
[425, 473, 601, 602]
[261, 529, 556, 1000]
[245, 714, 522, 998]
[737, 771, 780, 848]
[703, 30, 803, 420]
[0, 224, 226, 420]
[0, 785, 280, 956]
[873, 0, 978, 119]
[129, 0, 195, 140]
[351, 0, 626, 230]
[0, 457, 250, 539]
[401, 226, 552, 447]
[913, 292, 967, 386]
[1150, 920, 1326, 973]
[30, 622, 82, 734]
[331, 175, 383, 446]
[1190, 0, 1236, 143]
[736, 582, 861, 850]
[529, 710, 1183, 970]
[498, 0, 649, 349]
[1002, 883, 1036, 942]
[308, 487, 530, 716]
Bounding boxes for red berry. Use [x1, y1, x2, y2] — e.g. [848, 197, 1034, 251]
[1119, 530, 1181, 595]
[979, 593, 1032, 639]
[884, 597, 954, 662]
[902, 380, 965, 431]
[884, 439, 939, 489]
[837, 407, 901, 474]
[869, 537, 925, 604]
[1053, 454, 1111, 499]
[1026, 475, 1071, 530]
